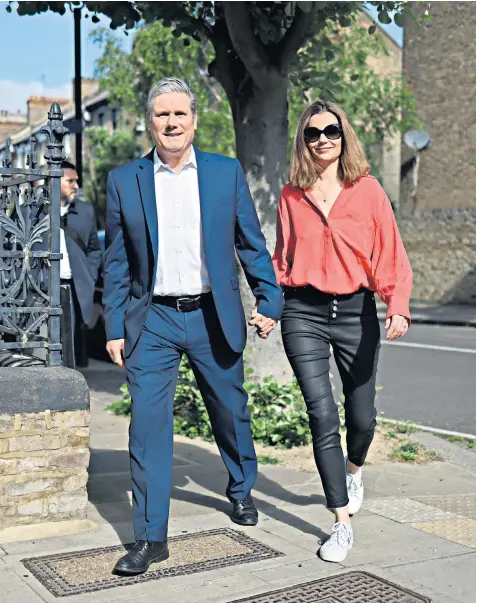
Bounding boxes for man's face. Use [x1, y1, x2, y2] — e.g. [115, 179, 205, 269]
[61, 168, 79, 203]
[148, 92, 197, 156]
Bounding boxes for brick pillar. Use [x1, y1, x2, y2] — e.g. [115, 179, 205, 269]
[0, 368, 90, 527]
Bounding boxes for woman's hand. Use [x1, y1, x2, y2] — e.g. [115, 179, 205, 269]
[385, 315, 409, 341]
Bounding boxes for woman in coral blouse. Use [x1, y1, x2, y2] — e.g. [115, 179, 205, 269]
[273, 100, 412, 563]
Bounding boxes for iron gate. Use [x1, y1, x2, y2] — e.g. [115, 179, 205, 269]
[0, 103, 69, 366]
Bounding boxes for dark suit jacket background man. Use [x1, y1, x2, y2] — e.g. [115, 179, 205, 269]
[59, 161, 101, 367]
[103, 77, 284, 576]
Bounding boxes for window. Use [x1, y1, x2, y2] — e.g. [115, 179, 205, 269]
[112, 108, 118, 130]
[97, 112, 104, 127]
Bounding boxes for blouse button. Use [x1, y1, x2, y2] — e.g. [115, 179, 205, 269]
[332, 312, 337, 318]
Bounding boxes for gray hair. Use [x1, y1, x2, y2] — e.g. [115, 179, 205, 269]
[146, 77, 197, 124]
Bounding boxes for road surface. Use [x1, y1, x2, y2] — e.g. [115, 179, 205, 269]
[331, 323, 476, 435]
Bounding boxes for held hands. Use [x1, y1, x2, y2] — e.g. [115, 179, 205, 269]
[385, 315, 409, 341]
[106, 338, 125, 368]
[249, 303, 277, 340]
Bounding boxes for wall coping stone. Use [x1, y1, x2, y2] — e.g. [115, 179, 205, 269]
[0, 368, 89, 414]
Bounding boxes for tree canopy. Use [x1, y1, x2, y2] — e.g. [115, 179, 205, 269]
[11, 2, 416, 111]
[10, 1, 425, 217]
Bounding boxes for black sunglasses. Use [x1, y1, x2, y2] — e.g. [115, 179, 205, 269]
[304, 123, 342, 143]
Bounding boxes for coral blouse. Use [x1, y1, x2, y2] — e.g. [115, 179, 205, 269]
[272, 175, 412, 320]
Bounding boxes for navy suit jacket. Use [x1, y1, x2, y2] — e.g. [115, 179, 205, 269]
[62, 199, 101, 326]
[103, 147, 284, 357]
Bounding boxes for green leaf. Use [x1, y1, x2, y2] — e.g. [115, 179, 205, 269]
[325, 49, 334, 62]
[297, 1, 313, 12]
[368, 24, 377, 34]
[393, 12, 405, 27]
[285, 2, 294, 17]
[378, 10, 392, 25]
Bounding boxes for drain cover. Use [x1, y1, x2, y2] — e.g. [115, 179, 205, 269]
[228, 571, 431, 602]
[21, 528, 284, 597]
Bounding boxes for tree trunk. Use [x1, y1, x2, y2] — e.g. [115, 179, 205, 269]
[231, 75, 294, 383]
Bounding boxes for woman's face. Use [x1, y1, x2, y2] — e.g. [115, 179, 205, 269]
[306, 111, 342, 166]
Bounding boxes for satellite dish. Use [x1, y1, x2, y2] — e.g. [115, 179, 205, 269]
[404, 129, 431, 151]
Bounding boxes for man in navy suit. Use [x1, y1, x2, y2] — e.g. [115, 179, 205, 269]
[103, 78, 284, 575]
[58, 161, 102, 366]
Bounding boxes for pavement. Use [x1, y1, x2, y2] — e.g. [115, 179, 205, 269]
[376, 301, 476, 327]
[0, 362, 475, 603]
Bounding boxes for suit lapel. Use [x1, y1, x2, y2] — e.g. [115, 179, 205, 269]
[195, 147, 214, 246]
[136, 149, 158, 262]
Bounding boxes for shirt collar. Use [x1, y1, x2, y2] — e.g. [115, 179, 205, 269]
[154, 146, 197, 174]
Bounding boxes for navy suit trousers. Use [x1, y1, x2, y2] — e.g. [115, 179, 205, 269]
[126, 295, 257, 541]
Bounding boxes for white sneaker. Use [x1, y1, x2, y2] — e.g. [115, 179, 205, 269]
[319, 522, 353, 562]
[346, 461, 364, 516]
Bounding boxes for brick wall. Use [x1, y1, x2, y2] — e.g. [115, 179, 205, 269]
[401, 2, 476, 211]
[400, 207, 476, 303]
[0, 409, 90, 528]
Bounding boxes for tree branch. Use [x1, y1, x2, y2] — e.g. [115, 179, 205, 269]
[221, 2, 271, 83]
[209, 33, 236, 103]
[135, 1, 213, 41]
[278, 3, 319, 70]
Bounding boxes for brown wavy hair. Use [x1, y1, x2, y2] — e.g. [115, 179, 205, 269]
[289, 100, 370, 189]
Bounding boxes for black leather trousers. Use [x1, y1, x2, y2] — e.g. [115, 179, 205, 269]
[281, 286, 381, 509]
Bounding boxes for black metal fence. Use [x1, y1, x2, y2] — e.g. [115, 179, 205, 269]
[0, 103, 68, 366]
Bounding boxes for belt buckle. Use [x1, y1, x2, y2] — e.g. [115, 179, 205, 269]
[176, 297, 190, 313]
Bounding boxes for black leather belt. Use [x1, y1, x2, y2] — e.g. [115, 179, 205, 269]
[152, 292, 212, 313]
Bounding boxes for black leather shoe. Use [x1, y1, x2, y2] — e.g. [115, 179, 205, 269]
[113, 540, 169, 575]
[230, 496, 258, 526]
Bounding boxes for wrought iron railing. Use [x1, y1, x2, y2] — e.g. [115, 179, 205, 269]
[0, 103, 68, 366]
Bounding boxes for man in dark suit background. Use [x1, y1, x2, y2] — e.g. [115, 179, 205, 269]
[59, 160, 101, 366]
[103, 77, 283, 575]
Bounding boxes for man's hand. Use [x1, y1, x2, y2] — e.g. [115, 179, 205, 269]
[385, 315, 409, 341]
[249, 304, 277, 340]
[106, 338, 125, 368]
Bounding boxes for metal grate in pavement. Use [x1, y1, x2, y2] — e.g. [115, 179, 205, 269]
[228, 571, 431, 602]
[21, 528, 284, 598]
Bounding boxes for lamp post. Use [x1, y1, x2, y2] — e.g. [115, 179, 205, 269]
[74, 7, 82, 186]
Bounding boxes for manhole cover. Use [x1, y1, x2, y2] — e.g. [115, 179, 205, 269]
[228, 571, 431, 602]
[21, 528, 284, 597]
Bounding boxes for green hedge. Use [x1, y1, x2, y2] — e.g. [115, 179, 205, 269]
[106, 356, 346, 449]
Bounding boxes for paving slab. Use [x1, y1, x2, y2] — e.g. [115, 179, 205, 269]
[364, 461, 476, 498]
[105, 573, 269, 603]
[386, 553, 476, 603]
[86, 500, 133, 526]
[412, 494, 476, 519]
[410, 518, 476, 549]
[338, 513, 472, 568]
[2, 521, 132, 557]
[250, 555, 335, 586]
[363, 497, 457, 523]
[0, 567, 45, 603]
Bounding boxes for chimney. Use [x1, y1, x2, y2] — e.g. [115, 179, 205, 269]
[72, 78, 101, 102]
[27, 96, 70, 125]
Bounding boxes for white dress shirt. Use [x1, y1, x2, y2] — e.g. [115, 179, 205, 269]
[60, 204, 72, 280]
[153, 147, 211, 296]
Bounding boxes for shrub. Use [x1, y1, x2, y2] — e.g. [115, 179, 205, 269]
[107, 357, 319, 449]
[106, 358, 370, 449]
